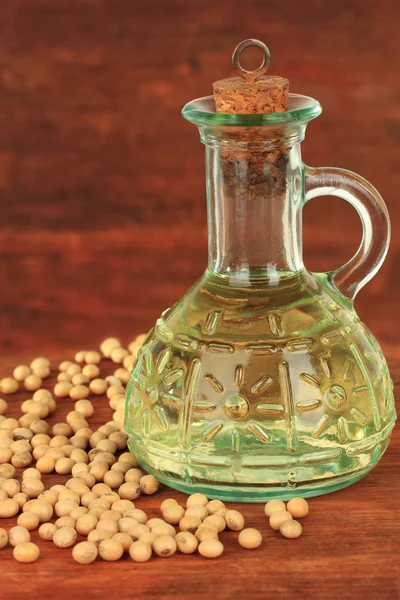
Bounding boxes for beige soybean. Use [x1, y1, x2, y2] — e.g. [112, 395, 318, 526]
[269, 510, 293, 531]
[0, 498, 19, 517]
[225, 509, 245, 532]
[198, 538, 224, 559]
[53, 526, 77, 548]
[185, 505, 208, 521]
[55, 458, 75, 475]
[123, 355, 135, 370]
[153, 535, 177, 558]
[52, 423, 73, 437]
[175, 531, 198, 554]
[114, 368, 130, 384]
[125, 468, 143, 482]
[206, 500, 225, 515]
[110, 348, 129, 364]
[112, 532, 133, 552]
[118, 482, 141, 501]
[104, 376, 119, 388]
[32, 364, 50, 379]
[179, 516, 202, 533]
[74, 400, 94, 418]
[100, 338, 121, 357]
[1, 378, 19, 394]
[0, 448, 12, 464]
[85, 351, 101, 365]
[58, 372, 72, 382]
[70, 385, 90, 401]
[129, 540, 152, 562]
[39, 523, 57, 540]
[54, 382, 73, 398]
[195, 526, 219, 542]
[72, 374, 90, 386]
[55, 516, 76, 529]
[76, 514, 98, 535]
[17, 512, 40, 530]
[186, 493, 208, 507]
[13, 542, 40, 563]
[70, 507, 89, 520]
[73, 541, 98, 564]
[108, 432, 127, 450]
[75, 351, 87, 363]
[287, 497, 309, 519]
[24, 375, 43, 391]
[21, 478, 44, 498]
[67, 364, 81, 376]
[30, 357, 50, 370]
[124, 508, 147, 524]
[280, 519, 303, 539]
[111, 462, 131, 475]
[45, 448, 65, 461]
[160, 498, 178, 512]
[70, 437, 88, 451]
[139, 532, 157, 547]
[14, 427, 34, 440]
[96, 518, 118, 536]
[13, 493, 29, 509]
[31, 433, 51, 447]
[101, 510, 121, 523]
[89, 379, 108, 395]
[12, 452, 32, 468]
[38, 490, 58, 506]
[54, 500, 79, 517]
[0, 399, 8, 415]
[203, 514, 226, 533]
[238, 528, 263, 549]
[13, 365, 31, 382]
[118, 517, 138, 534]
[103, 470, 124, 489]
[96, 439, 117, 455]
[82, 365, 100, 380]
[9, 526, 30, 547]
[99, 538, 124, 561]
[0, 464, 16, 479]
[128, 524, 150, 540]
[140, 474, 159, 495]
[10, 439, 31, 454]
[151, 522, 175, 538]
[2, 478, 20, 497]
[264, 499, 286, 517]
[162, 504, 185, 525]
[59, 361, 73, 371]
[87, 529, 113, 544]
[0, 528, 8, 548]
[118, 453, 138, 467]
[106, 385, 125, 400]
[1, 418, 19, 430]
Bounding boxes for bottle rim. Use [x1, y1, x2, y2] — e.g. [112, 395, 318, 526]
[182, 93, 322, 126]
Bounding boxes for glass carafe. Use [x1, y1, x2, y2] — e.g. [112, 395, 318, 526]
[125, 93, 396, 501]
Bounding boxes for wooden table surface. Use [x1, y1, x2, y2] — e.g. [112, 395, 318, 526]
[0, 0, 399, 598]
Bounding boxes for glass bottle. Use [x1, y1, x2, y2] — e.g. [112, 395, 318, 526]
[125, 70, 395, 501]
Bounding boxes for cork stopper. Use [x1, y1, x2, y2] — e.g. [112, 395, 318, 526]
[213, 39, 289, 115]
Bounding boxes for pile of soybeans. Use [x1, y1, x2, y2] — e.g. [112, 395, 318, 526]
[0, 335, 309, 564]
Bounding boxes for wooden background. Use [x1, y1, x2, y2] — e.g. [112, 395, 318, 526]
[0, 0, 399, 598]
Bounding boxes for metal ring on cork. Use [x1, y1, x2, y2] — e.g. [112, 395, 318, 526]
[232, 39, 271, 83]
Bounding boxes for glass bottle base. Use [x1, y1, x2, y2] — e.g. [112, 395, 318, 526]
[127, 431, 393, 502]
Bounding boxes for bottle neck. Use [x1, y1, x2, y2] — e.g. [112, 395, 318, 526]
[205, 139, 304, 285]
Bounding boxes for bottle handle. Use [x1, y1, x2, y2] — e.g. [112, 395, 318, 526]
[304, 165, 390, 301]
